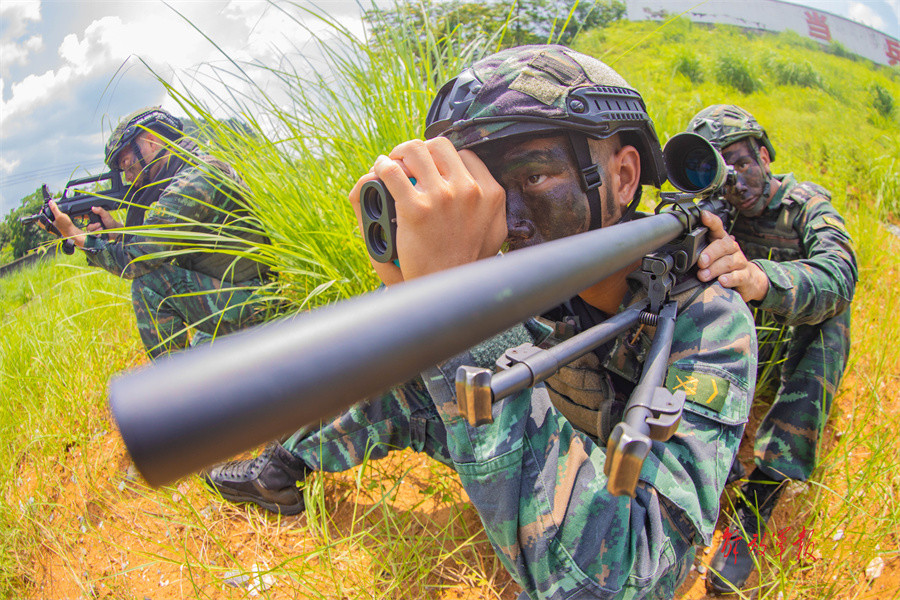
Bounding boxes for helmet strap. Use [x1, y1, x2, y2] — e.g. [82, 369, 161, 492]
[131, 138, 148, 172]
[567, 132, 605, 230]
[129, 136, 168, 181]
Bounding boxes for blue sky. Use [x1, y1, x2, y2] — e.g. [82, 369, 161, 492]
[1, 0, 898, 217]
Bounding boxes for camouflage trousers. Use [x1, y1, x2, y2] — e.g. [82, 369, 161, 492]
[285, 373, 705, 599]
[131, 263, 266, 359]
[753, 309, 851, 482]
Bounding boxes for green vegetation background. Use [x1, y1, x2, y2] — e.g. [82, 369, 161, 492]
[1, 10, 898, 599]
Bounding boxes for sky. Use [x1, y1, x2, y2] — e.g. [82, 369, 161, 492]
[1, 0, 898, 217]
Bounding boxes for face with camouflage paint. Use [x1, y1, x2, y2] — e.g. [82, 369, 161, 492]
[722, 139, 772, 217]
[116, 132, 167, 185]
[478, 134, 619, 251]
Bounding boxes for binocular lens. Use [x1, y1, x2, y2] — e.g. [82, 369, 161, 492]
[363, 186, 384, 220]
[368, 222, 388, 255]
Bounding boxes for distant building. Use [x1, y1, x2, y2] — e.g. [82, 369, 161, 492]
[625, 0, 900, 67]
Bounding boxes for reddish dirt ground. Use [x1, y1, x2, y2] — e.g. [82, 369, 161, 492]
[13, 309, 900, 599]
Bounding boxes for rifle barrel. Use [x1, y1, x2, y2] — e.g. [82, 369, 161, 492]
[109, 212, 686, 487]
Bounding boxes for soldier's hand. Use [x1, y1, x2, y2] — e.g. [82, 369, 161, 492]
[45, 200, 86, 248]
[349, 172, 404, 286]
[697, 210, 769, 302]
[351, 138, 506, 284]
[86, 206, 123, 241]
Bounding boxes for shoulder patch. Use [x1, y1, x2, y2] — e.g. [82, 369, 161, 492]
[665, 367, 730, 413]
[817, 215, 848, 232]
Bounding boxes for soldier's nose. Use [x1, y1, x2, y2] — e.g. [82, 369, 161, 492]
[507, 220, 535, 240]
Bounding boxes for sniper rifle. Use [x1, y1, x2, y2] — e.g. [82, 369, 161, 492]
[108, 132, 735, 495]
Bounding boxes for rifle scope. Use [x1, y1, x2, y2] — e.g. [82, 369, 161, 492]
[662, 132, 734, 196]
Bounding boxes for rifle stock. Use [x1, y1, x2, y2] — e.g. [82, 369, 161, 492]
[109, 210, 694, 487]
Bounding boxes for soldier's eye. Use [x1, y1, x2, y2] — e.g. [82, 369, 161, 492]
[526, 174, 547, 186]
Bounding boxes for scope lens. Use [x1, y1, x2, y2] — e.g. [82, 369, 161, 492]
[682, 147, 716, 190]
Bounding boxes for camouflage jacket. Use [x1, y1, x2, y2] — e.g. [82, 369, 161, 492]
[83, 138, 268, 283]
[422, 277, 756, 597]
[732, 174, 858, 327]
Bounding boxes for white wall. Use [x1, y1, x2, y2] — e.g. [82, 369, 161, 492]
[625, 0, 899, 67]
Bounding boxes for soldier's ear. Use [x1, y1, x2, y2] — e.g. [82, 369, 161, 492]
[610, 145, 641, 211]
[757, 143, 772, 169]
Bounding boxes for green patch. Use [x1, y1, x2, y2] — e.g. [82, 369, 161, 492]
[818, 215, 848, 234]
[665, 367, 730, 413]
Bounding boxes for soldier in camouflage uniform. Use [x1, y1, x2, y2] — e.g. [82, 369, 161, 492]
[206, 46, 758, 598]
[45, 107, 271, 358]
[688, 105, 858, 594]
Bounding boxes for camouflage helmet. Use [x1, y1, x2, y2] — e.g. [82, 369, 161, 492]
[424, 45, 666, 188]
[104, 107, 183, 170]
[686, 104, 776, 161]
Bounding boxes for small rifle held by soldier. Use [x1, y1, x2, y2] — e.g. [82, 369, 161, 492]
[21, 171, 128, 254]
[107, 132, 736, 495]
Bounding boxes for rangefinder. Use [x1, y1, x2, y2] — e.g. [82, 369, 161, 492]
[360, 179, 398, 263]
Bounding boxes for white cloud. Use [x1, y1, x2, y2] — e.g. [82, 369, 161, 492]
[847, 2, 886, 30]
[0, 35, 43, 71]
[0, 0, 43, 75]
[0, 66, 75, 129]
[0, 155, 21, 174]
[0, 0, 41, 38]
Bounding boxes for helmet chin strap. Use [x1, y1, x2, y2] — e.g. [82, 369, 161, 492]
[129, 138, 168, 182]
[567, 132, 604, 231]
[567, 132, 641, 230]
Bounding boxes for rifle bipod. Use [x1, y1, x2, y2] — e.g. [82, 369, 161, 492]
[455, 254, 688, 497]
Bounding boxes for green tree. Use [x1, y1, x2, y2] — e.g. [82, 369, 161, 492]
[2, 188, 55, 259]
[365, 0, 625, 50]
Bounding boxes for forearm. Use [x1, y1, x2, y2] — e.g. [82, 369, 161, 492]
[752, 257, 855, 324]
[83, 234, 166, 279]
[752, 202, 858, 325]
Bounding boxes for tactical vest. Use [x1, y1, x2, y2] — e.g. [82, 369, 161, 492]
[172, 157, 271, 284]
[137, 139, 270, 284]
[730, 178, 830, 263]
[540, 280, 707, 444]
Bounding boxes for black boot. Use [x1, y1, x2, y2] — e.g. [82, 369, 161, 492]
[203, 442, 309, 515]
[725, 457, 747, 485]
[707, 469, 785, 595]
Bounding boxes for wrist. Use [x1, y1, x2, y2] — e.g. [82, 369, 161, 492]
[749, 262, 770, 302]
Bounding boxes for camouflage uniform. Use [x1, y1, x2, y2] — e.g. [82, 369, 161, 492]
[285, 266, 757, 600]
[687, 105, 858, 483]
[214, 47, 756, 598]
[732, 173, 856, 481]
[84, 135, 270, 358]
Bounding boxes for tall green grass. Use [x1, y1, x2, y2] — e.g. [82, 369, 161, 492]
[586, 18, 900, 221]
[2, 7, 899, 600]
[0, 253, 140, 592]
[152, 1, 499, 311]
